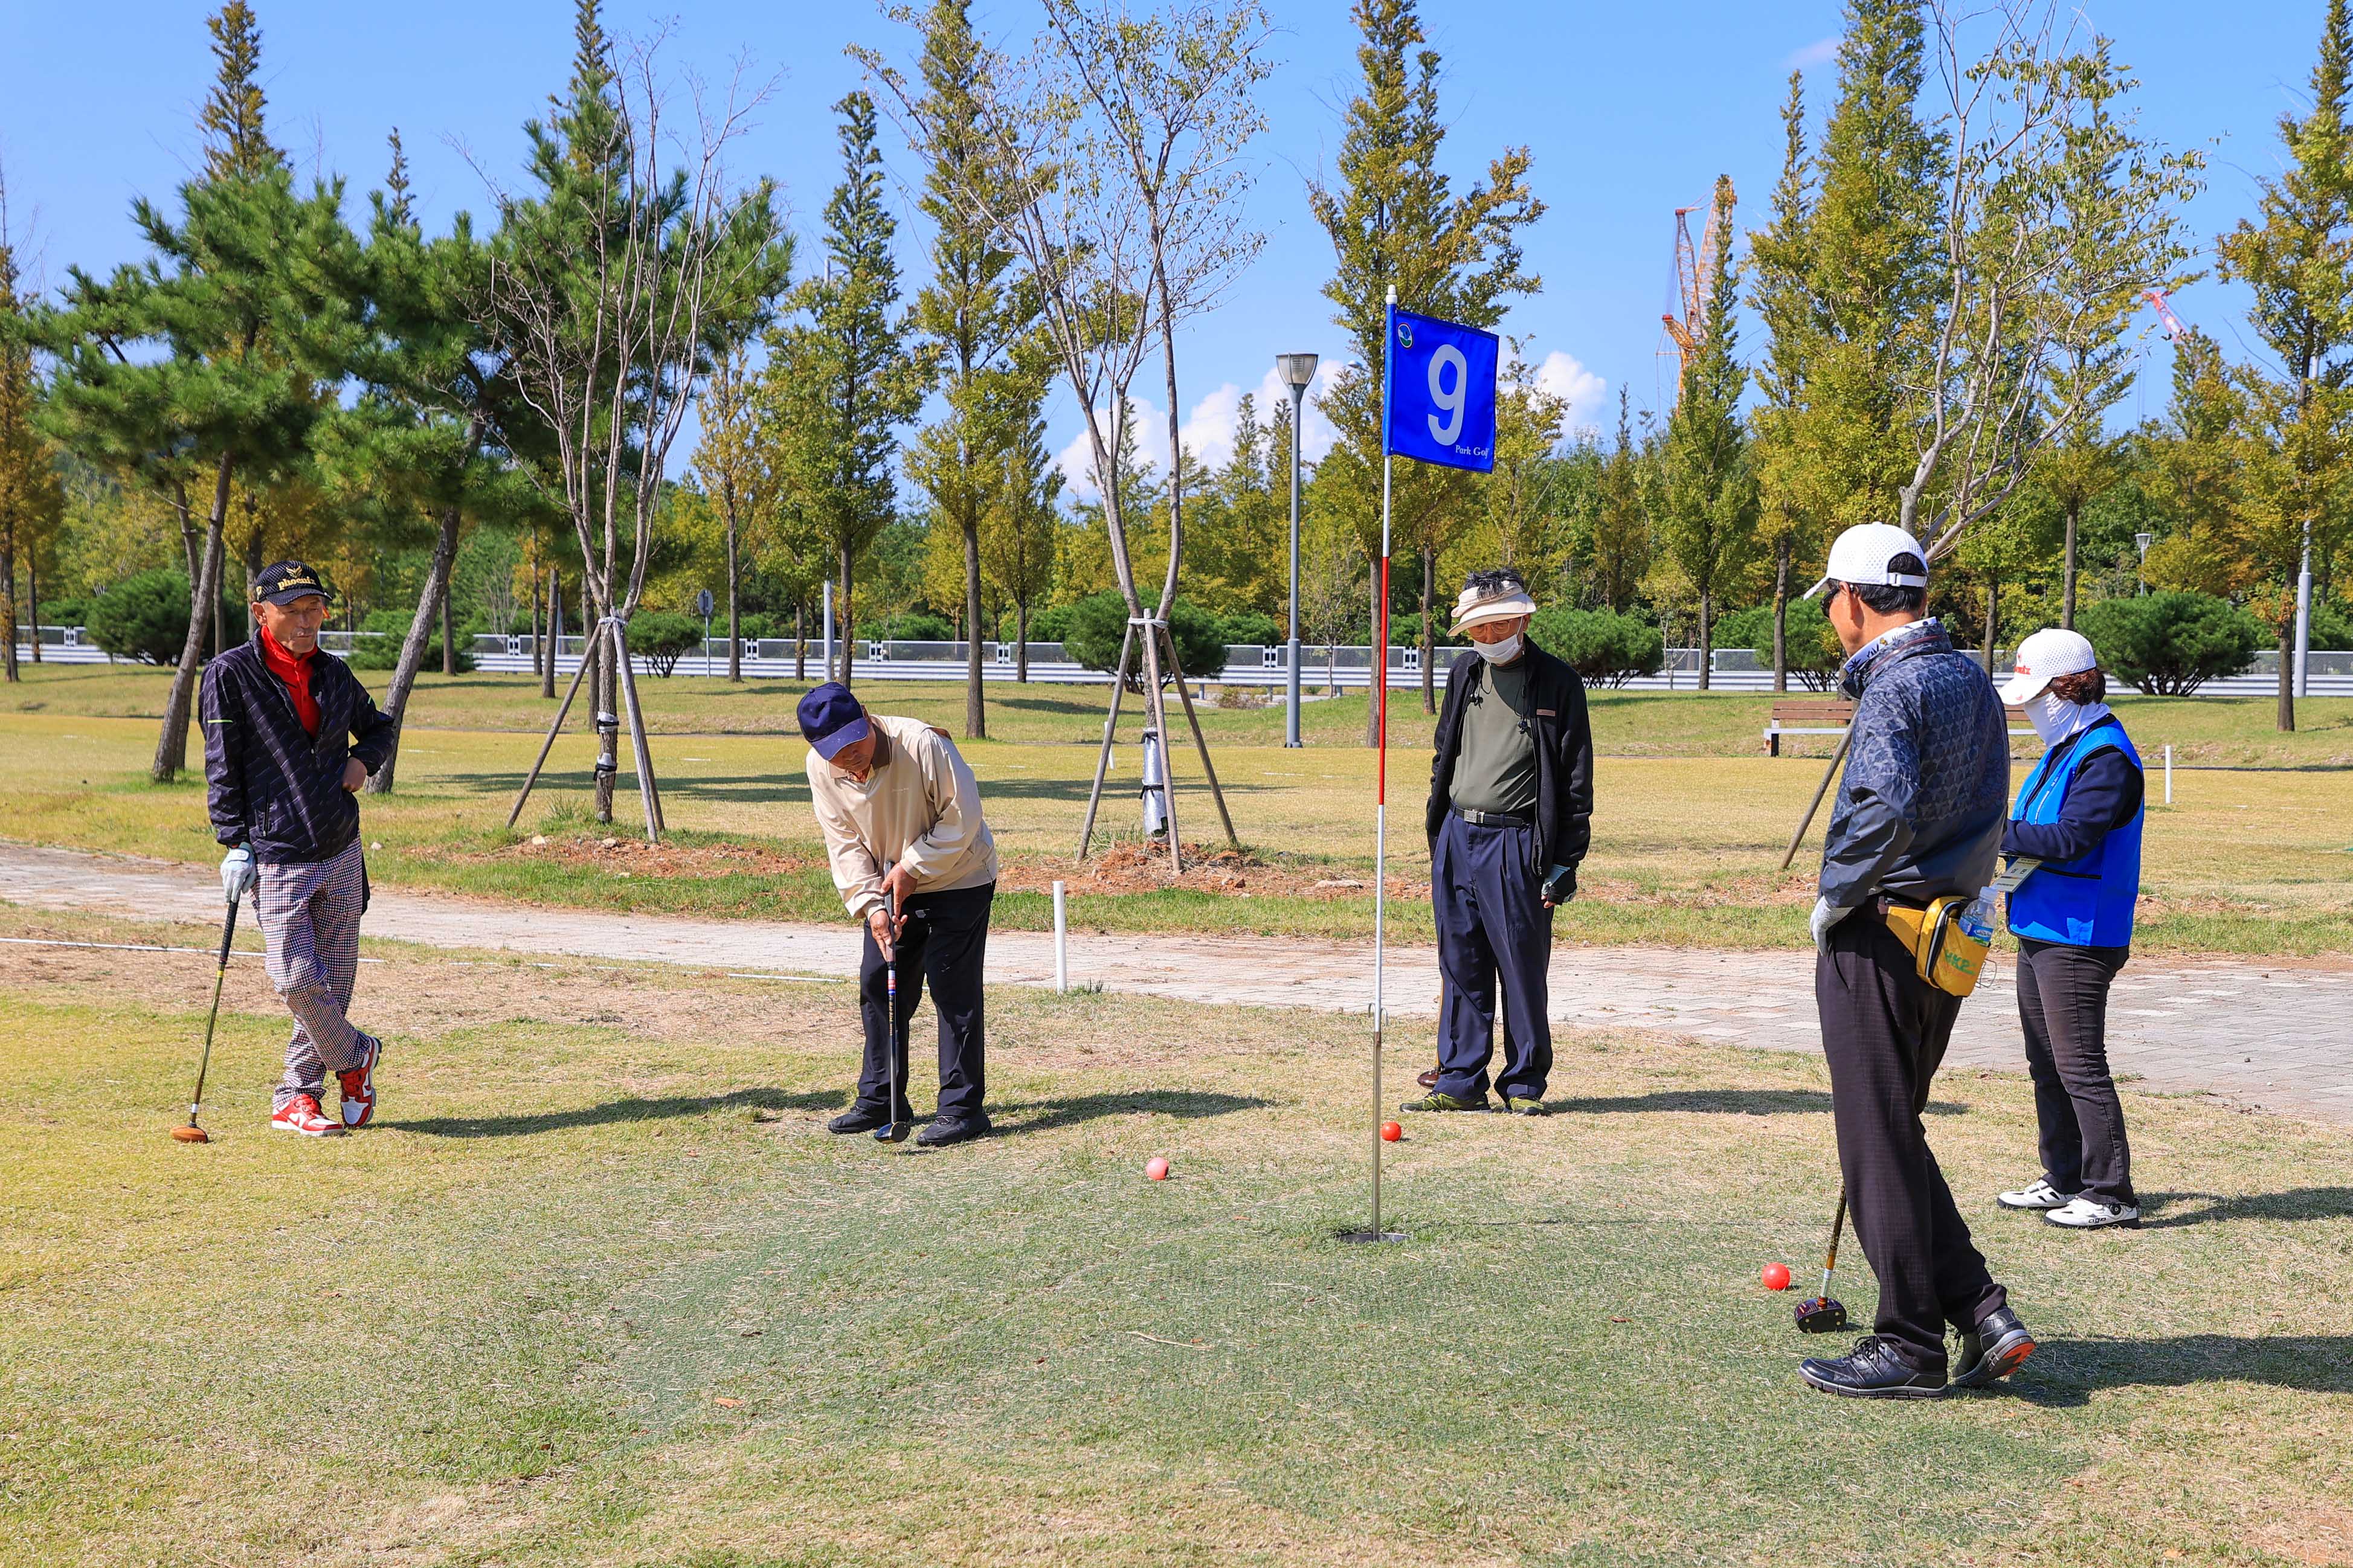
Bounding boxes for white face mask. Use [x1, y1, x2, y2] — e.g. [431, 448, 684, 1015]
[2026, 688, 2106, 744]
[1474, 633, 1523, 665]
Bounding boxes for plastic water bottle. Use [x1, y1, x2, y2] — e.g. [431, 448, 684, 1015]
[1958, 888, 1997, 944]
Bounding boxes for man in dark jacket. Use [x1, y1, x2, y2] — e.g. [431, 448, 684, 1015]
[201, 561, 396, 1137]
[1403, 567, 1594, 1116]
[1799, 524, 2035, 1398]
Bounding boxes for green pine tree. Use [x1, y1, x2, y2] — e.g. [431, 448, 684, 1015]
[1, 198, 67, 685]
[199, 2, 282, 181]
[1747, 70, 1817, 691]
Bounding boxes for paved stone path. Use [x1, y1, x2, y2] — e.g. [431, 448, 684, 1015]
[3, 841, 2346, 1124]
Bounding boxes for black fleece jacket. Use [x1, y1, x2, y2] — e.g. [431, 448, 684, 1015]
[201, 643, 395, 864]
[1426, 645, 1595, 881]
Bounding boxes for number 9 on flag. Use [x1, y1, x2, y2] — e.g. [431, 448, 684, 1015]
[1383, 304, 1499, 473]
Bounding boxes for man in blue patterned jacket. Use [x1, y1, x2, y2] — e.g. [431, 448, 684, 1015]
[1796, 524, 2036, 1399]
[202, 561, 396, 1138]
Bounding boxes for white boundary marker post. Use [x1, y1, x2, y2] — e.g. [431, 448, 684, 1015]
[2165, 745, 2174, 806]
[1052, 881, 1068, 994]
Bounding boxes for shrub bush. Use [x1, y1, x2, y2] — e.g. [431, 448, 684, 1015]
[40, 596, 91, 629]
[1528, 606, 1665, 687]
[1060, 591, 1229, 684]
[1026, 603, 1077, 643]
[1725, 596, 1844, 690]
[2308, 597, 2353, 651]
[85, 570, 245, 664]
[1215, 609, 1281, 647]
[853, 611, 957, 643]
[2078, 591, 2265, 695]
[344, 632, 474, 672]
[626, 611, 705, 677]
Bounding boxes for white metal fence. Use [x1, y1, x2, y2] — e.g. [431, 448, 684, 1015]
[14, 624, 2353, 697]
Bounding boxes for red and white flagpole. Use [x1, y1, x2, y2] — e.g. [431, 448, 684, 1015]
[1371, 284, 1395, 1241]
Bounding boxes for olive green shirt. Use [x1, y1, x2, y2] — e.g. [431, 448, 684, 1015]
[1448, 655, 1539, 818]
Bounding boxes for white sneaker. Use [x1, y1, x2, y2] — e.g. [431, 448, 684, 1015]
[2044, 1196, 2141, 1229]
[1997, 1178, 2074, 1211]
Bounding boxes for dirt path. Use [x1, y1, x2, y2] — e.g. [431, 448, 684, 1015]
[4, 840, 2347, 1124]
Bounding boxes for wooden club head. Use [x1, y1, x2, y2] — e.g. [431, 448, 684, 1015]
[170, 1125, 211, 1144]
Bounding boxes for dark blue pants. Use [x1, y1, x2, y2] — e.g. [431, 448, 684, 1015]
[1432, 812, 1553, 1103]
[858, 882, 993, 1122]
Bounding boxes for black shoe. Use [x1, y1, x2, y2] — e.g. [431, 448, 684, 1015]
[1951, 1306, 2036, 1389]
[828, 1104, 890, 1134]
[1799, 1335, 1947, 1399]
[915, 1113, 991, 1148]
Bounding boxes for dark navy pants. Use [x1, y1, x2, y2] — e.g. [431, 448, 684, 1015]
[1432, 811, 1553, 1102]
[858, 882, 993, 1122]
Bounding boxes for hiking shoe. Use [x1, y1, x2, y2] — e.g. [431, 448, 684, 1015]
[1951, 1307, 2036, 1389]
[336, 1035, 382, 1129]
[1798, 1335, 1946, 1399]
[2044, 1196, 2141, 1230]
[1415, 1065, 1441, 1090]
[1997, 1178, 2075, 1211]
[1399, 1091, 1487, 1113]
[828, 1104, 892, 1135]
[915, 1114, 991, 1148]
[271, 1094, 344, 1137]
[1498, 1096, 1548, 1116]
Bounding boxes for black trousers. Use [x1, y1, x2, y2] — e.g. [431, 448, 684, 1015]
[1817, 911, 2006, 1371]
[857, 881, 993, 1122]
[2015, 938, 2134, 1205]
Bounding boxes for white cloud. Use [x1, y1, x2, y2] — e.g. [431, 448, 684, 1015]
[1533, 350, 1608, 435]
[1786, 35, 1839, 70]
[1054, 359, 1348, 499]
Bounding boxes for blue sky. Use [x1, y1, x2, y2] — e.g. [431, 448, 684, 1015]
[0, 1, 2331, 489]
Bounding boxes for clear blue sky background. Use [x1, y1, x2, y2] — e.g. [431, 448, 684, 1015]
[0, 0, 2330, 486]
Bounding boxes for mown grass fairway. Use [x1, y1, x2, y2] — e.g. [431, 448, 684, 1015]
[3, 682, 2349, 954]
[2, 904, 2348, 1566]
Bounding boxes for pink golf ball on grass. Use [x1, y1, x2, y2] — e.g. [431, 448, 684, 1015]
[1762, 1262, 1792, 1292]
[1145, 1156, 1170, 1181]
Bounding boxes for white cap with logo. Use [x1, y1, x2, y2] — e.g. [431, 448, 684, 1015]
[1805, 522, 1930, 600]
[1998, 627, 2099, 706]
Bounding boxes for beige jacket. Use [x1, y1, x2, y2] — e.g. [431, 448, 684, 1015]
[806, 713, 999, 919]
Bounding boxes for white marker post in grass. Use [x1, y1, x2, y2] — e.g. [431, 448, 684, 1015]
[1351, 286, 1499, 1244]
[2165, 745, 2174, 806]
[1052, 881, 1068, 995]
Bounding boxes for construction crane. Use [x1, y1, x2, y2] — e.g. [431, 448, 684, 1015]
[1661, 177, 1736, 404]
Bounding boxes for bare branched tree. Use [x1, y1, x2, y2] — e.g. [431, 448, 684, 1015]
[482, 21, 788, 838]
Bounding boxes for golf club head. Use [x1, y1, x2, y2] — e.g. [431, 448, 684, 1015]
[1794, 1295, 1848, 1334]
[874, 1119, 911, 1145]
[170, 1125, 211, 1144]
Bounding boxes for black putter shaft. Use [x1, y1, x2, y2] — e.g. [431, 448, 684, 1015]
[175, 895, 240, 1142]
[876, 889, 909, 1143]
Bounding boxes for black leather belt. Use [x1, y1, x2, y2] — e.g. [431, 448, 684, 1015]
[1455, 808, 1534, 829]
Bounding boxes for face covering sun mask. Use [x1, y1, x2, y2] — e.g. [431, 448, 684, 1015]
[1475, 633, 1523, 665]
[2027, 689, 2108, 744]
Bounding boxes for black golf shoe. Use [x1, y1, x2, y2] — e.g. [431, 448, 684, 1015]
[828, 1104, 892, 1135]
[1951, 1307, 2036, 1389]
[1798, 1335, 1947, 1399]
[915, 1113, 992, 1148]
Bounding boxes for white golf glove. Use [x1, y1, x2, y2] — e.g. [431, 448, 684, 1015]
[219, 847, 256, 904]
[1811, 895, 1853, 954]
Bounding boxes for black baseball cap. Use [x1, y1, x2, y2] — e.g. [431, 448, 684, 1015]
[797, 682, 871, 760]
[250, 560, 331, 606]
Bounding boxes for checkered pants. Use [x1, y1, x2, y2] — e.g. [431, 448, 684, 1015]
[253, 840, 370, 1110]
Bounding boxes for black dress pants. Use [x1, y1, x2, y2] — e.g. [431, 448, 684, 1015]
[858, 881, 993, 1122]
[2015, 938, 2134, 1205]
[1817, 910, 2006, 1372]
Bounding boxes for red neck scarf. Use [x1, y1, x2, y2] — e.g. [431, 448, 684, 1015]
[258, 625, 321, 736]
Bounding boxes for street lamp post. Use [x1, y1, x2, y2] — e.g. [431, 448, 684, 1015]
[1276, 352, 1319, 748]
[2134, 532, 2152, 596]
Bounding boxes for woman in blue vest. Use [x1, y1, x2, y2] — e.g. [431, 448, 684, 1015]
[1994, 628, 2146, 1230]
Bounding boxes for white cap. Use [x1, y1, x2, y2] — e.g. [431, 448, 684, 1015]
[1999, 627, 2099, 705]
[1805, 523, 1930, 599]
[1448, 577, 1538, 634]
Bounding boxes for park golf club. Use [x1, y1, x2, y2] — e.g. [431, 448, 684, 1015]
[877, 888, 910, 1145]
[172, 891, 242, 1145]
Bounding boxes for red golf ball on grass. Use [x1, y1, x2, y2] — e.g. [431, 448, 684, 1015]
[1380, 1121, 1403, 1142]
[1762, 1262, 1792, 1292]
[1145, 1156, 1170, 1181]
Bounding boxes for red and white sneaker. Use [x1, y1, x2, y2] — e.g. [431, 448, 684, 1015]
[271, 1094, 344, 1137]
[337, 1035, 382, 1129]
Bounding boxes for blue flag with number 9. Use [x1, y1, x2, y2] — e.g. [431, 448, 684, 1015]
[1383, 304, 1499, 473]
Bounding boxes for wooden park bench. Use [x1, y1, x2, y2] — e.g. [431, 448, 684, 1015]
[1764, 698, 2035, 755]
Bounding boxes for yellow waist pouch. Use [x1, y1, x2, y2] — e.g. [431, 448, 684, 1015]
[1879, 896, 1991, 998]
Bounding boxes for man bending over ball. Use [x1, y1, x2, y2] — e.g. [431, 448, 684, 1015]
[201, 562, 395, 1137]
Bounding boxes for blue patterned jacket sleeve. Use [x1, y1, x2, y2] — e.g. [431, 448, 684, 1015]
[1820, 675, 1920, 908]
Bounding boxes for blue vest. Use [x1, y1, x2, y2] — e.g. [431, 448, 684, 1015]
[2005, 716, 2143, 948]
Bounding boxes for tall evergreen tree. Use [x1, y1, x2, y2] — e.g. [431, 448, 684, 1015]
[1, 193, 67, 684]
[905, 0, 1030, 736]
[765, 91, 929, 689]
[1584, 389, 1650, 613]
[1747, 71, 1818, 691]
[2143, 330, 2248, 598]
[1656, 176, 1757, 690]
[199, 3, 281, 182]
[35, 6, 362, 781]
[2215, 0, 2353, 731]
[1307, 0, 1543, 724]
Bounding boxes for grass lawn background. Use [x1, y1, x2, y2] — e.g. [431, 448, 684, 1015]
[3, 668, 2349, 956]
[1, 901, 2348, 1566]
